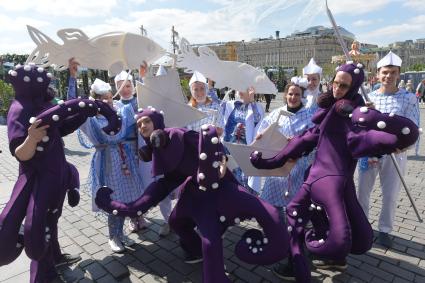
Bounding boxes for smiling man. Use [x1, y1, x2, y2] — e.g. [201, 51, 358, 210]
[357, 51, 420, 248]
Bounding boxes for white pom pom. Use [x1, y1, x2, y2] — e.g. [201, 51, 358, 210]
[318, 239, 325, 244]
[110, 131, 115, 135]
[52, 114, 59, 121]
[37, 77, 43, 83]
[199, 186, 207, 191]
[160, 110, 164, 115]
[24, 65, 31, 71]
[360, 107, 368, 113]
[246, 237, 252, 244]
[402, 127, 410, 135]
[78, 101, 86, 108]
[199, 153, 207, 160]
[23, 76, 30, 82]
[297, 218, 303, 223]
[419, 128, 423, 134]
[202, 131, 207, 136]
[211, 137, 219, 144]
[357, 63, 363, 69]
[256, 240, 261, 245]
[137, 107, 143, 112]
[9, 70, 17, 77]
[42, 136, 49, 143]
[354, 68, 360, 74]
[349, 114, 353, 118]
[36, 146, 44, 152]
[211, 182, 219, 189]
[37, 67, 44, 73]
[359, 117, 365, 122]
[234, 218, 240, 224]
[68, 108, 72, 112]
[316, 206, 322, 211]
[198, 173, 205, 180]
[88, 104, 93, 107]
[389, 113, 395, 117]
[254, 151, 259, 155]
[252, 247, 258, 254]
[346, 60, 354, 65]
[15, 64, 22, 69]
[45, 227, 50, 232]
[263, 238, 268, 244]
[112, 210, 118, 215]
[201, 124, 209, 130]
[29, 117, 37, 124]
[284, 191, 289, 197]
[292, 210, 297, 216]
[219, 216, 226, 222]
[57, 100, 64, 105]
[377, 121, 386, 129]
[212, 161, 219, 168]
[134, 114, 138, 120]
[46, 73, 53, 78]
[137, 211, 142, 216]
[287, 226, 293, 232]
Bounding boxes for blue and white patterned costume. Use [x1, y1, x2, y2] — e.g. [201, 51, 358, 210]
[222, 101, 265, 190]
[357, 88, 420, 234]
[257, 105, 315, 208]
[186, 100, 225, 132]
[80, 104, 145, 211]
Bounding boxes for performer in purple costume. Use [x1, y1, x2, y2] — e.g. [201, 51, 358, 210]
[0, 64, 120, 283]
[96, 110, 288, 283]
[250, 62, 419, 282]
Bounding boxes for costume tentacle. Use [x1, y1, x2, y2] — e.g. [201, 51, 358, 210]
[218, 183, 288, 265]
[0, 176, 32, 265]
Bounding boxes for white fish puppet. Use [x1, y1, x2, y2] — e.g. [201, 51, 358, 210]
[25, 25, 165, 76]
[136, 68, 207, 127]
[223, 110, 295, 176]
[177, 38, 277, 94]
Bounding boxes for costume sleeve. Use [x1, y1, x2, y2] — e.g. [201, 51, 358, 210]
[251, 125, 320, 169]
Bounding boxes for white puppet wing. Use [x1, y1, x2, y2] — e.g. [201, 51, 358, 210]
[136, 69, 207, 127]
[223, 110, 295, 176]
[26, 25, 166, 76]
[177, 38, 277, 94]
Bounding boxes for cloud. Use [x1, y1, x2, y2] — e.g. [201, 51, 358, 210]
[0, 15, 50, 32]
[403, 0, 425, 11]
[357, 15, 425, 45]
[352, 19, 383, 27]
[0, 0, 117, 17]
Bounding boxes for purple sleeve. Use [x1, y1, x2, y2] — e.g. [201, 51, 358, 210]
[7, 102, 28, 156]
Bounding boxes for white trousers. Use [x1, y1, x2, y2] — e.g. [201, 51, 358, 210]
[357, 153, 407, 233]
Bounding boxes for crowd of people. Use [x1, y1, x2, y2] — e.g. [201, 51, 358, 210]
[0, 49, 421, 283]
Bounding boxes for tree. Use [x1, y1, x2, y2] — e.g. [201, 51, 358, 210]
[0, 79, 15, 118]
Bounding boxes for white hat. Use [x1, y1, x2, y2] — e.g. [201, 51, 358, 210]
[114, 70, 133, 83]
[302, 58, 322, 76]
[377, 51, 402, 69]
[91, 78, 111, 95]
[156, 65, 167, 76]
[290, 76, 309, 89]
[189, 71, 207, 86]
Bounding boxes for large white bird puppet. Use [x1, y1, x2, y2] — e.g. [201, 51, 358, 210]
[25, 25, 165, 76]
[177, 38, 278, 95]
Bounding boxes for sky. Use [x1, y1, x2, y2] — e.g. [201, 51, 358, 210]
[0, 0, 424, 55]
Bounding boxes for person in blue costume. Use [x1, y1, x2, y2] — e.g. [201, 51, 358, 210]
[256, 77, 315, 214]
[79, 78, 145, 253]
[222, 86, 265, 193]
[186, 71, 224, 132]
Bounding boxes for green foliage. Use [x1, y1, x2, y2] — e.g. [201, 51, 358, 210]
[407, 63, 425, 72]
[0, 54, 29, 65]
[0, 79, 15, 117]
[180, 78, 191, 101]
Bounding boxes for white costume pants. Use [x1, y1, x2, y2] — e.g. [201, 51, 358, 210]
[357, 153, 407, 233]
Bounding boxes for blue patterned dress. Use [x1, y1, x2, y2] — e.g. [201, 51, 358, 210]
[186, 100, 225, 132]
[258, 105, 315, 208]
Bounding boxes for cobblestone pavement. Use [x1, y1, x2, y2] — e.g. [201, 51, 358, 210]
[1, 98, 425, 282]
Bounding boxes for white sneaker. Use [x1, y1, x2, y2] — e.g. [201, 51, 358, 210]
[109, 237, 125, 253]
[120, 235, 135, 247]
[159, 223, 170, 236]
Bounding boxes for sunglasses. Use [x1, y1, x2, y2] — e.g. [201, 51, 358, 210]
[332, 81, 351, 90]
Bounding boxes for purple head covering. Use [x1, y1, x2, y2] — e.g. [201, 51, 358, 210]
[8, 64, 53, 105]
[336, 62, 365, 100]
[135, 108, 165, 129]
[197, 125, 224, 191]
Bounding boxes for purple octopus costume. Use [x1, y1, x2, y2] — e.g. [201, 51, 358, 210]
[250, 63, 419, 282]
[0, 64, 121, 283]
[96, 110, 288, 283]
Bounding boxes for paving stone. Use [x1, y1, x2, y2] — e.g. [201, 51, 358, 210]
[147, 259, 173, 277]
[104, 260, 129, 279]
[83, 262, 108, 280]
